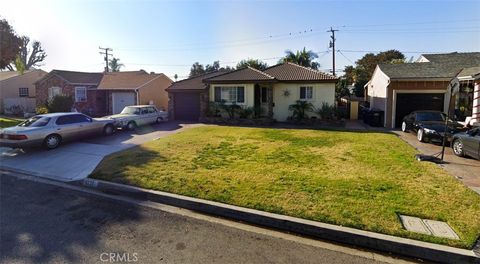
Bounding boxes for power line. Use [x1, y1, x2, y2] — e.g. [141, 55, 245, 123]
[337, 50, 354, 64]
[336, 19, 480, 28]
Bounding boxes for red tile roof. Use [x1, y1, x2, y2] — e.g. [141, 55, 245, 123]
[264, 62, 337, 82]
[204, 67, 275, 84]
[203, 63, 337, 83]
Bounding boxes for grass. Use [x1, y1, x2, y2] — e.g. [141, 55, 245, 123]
[0, 117, 22, 128]
[92, 126, 480, 248]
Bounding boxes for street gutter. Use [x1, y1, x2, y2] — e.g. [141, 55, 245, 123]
[74, 177, 479, 264]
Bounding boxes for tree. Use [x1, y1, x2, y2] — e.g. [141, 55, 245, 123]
[189, 62, 205, 77]
[280, 47, 320, 70]
[174, 74, 178, 81]
[236, 59, 268, 70]
[189, 61, 233, 78]
[7, 36, 47, 71]
[343, 49, 405, 97]
[108, 57, 124, 72]
[335, 78, 350, 100]
[0, 18, 22, 69]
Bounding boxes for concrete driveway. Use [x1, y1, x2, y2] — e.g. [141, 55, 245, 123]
[393, 130, 480, 194]
[0, 121, 201, 182]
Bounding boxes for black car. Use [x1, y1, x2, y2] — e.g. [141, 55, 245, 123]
[401, 110, 466, 143]
[452, 127, 480, 160]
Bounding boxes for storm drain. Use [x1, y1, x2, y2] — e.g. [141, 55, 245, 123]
[399, 215, 459, 240]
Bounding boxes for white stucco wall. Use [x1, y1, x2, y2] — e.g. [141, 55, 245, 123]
[272, 82, 335, 121]
[367, 66, 390, 111]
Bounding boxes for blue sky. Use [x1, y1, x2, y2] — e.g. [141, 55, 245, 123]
[2, 0, 479, 79]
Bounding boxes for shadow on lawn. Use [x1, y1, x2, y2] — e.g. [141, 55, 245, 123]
[0, 173, 144, 263]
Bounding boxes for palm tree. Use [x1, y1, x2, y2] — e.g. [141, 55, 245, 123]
[280, 47, 320, 70]
[288, 100, 314, 120]
[109, 58, 124, 72]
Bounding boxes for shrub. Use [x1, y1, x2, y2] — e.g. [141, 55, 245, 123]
[288, 100, 313, 120]
[315, 103, 337, 120]
[219, 101, 241, 119]
[207, 102, 222, 117]
[36, 105, 49, 114]
[238, 106, 255, 119]
[46, 95, 74, 113]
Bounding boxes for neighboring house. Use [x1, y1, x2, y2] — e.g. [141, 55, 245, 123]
[97, 71, 172, 114]
[0, 70, 47, 114]
[35, 70, 105, 116]
[167, 62, 338, 121]
[166, 71, 228, 121]
[456, 66, 480, 126]
[366, 52, 480, 128]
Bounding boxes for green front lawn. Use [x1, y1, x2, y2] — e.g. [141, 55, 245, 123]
[92, 126, 480, 248]
[0, 117, 22, 128]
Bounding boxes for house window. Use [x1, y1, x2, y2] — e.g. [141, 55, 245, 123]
[75, 87, 87, 102]
[19, 87, 29, 97]
[300, 86, 313, 100]
[214, 86, 245, 104]
[48, 87, 61, 99]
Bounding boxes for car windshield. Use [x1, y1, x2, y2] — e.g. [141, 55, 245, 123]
[18, 116, 50, 127]
[416, 112, 445, 122]
[120, 107, 140, 115]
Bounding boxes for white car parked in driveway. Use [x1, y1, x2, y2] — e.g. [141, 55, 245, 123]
[106, 105, 168, 130]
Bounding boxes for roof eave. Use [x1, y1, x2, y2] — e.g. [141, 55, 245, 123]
[204, 79, 277, 84]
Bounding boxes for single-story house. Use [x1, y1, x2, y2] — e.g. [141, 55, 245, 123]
[97, 71, 172, 114]
[365, 52, 480, 128]
[35, 70, 106, 116]
[166, 71, 228, 121]
[0, 70, 47, 114]
[456, 66, 480, 126]
[167, 62, 338, 121]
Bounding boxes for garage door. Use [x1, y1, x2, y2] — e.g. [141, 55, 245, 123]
[395, 93, 444, 127]
[174, 92, 200, 121]
[112, 92, 135, 114]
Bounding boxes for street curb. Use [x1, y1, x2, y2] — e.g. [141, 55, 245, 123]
[74, 178, 479, 264]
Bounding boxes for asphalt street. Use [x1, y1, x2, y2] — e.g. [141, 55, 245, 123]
[0, 172, 415, 264]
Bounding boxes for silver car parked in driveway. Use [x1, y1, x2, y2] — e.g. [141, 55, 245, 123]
[0, 112, 115, 149]
[106, 105, 168, 130]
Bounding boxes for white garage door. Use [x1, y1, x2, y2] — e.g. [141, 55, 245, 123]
[112, 92, 135, 114]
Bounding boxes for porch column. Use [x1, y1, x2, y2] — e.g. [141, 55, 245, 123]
[472, 81, 480, 124]
[267, 86, 273, 118]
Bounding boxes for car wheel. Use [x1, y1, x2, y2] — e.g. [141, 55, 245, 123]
[401, 121, 408, 132]
[127, 121, 137, 131]
[417, 129, 425, 142]
[156, 117, 163, 124]
[44, 134, 61, 150]
[452, 139, 465, 157]
[103, 124, 114, 136]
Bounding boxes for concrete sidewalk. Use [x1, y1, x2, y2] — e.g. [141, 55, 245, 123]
[0, 122, 201, 181]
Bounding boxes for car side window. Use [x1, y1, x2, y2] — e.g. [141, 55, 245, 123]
[71, 114, 91, 123]
[141, 108, 149, 115]
[148, 107, 156, 113]
[56, 115, 73, 125]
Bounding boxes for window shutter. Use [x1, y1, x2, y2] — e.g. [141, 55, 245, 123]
[237, 87, 245, 103]
[214, 87, 221, 102]
[300, 87, 306, 99]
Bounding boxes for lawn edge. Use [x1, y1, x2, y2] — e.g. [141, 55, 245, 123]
[75, 177, 478, 264]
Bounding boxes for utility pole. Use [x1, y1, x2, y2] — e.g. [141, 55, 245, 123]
[327, 27, 339, 76]
[99, 47, 113, 72]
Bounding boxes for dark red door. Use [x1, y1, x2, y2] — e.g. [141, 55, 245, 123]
[174, 92, 201, 121]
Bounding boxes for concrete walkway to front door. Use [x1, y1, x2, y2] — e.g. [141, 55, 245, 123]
[0, 122, 202, 182]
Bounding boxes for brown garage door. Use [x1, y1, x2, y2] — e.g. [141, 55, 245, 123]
[174, 92, 201, 121]
[395, 93, 444, 127]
